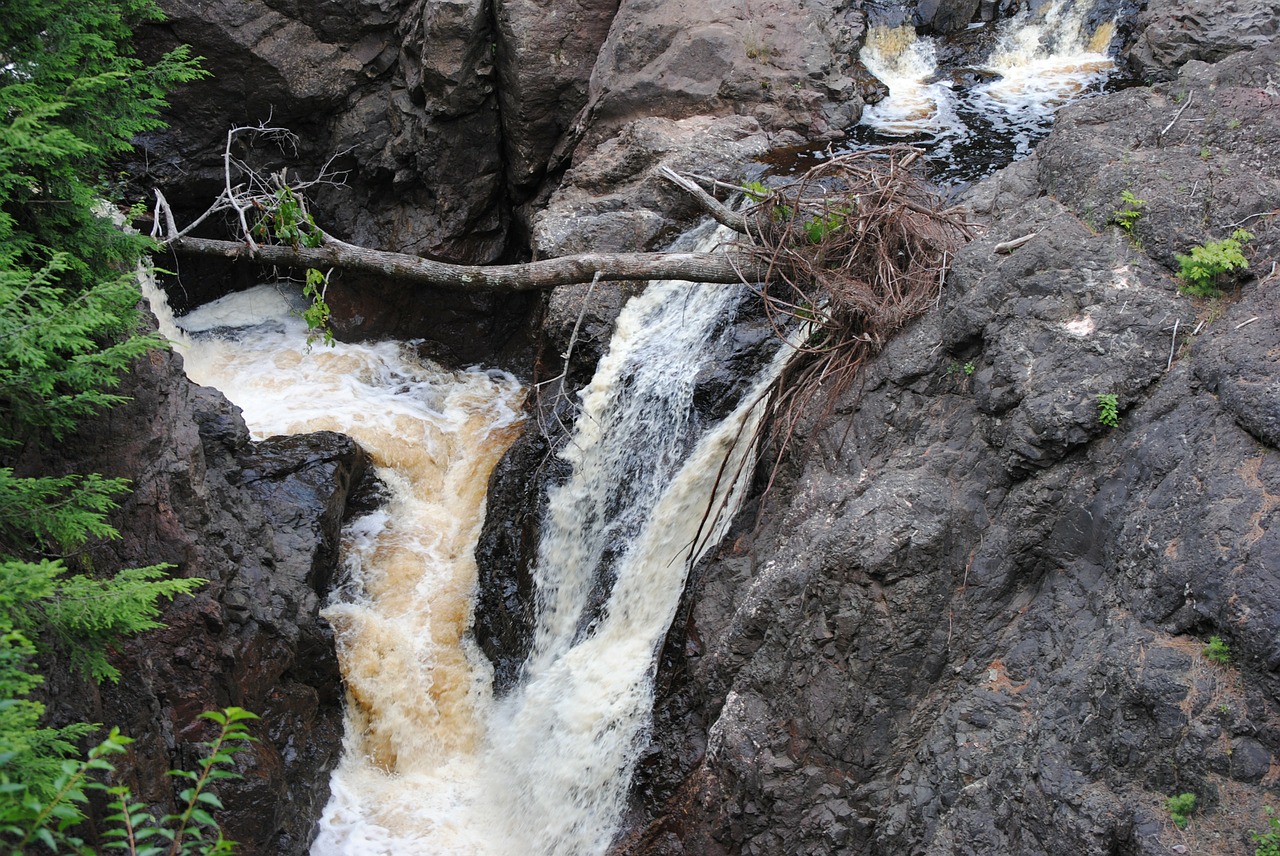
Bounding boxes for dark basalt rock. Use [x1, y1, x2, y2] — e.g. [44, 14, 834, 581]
[30, 342, 375, 855]
[619, 37, 1280, 856]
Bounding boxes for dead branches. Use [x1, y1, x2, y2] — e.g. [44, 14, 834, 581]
[736, 146, 975, 481]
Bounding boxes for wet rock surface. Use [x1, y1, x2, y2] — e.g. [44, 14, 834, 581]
[620, 38, 1280, 856]
[33, 343, 373, 855]
[99, 0, 1280, 850]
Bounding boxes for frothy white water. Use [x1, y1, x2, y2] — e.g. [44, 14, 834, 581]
[146, 232, 785, 854]
[970, 0, 1115, 155]
[859, 26, 962, 138]
[142, 279, 524, 851]
[857, 0, 1115, 163]
[483, 251, 786, 854]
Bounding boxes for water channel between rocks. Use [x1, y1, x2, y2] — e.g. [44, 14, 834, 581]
[146, 226, 787, 853]
[142, 3, 1123, 848]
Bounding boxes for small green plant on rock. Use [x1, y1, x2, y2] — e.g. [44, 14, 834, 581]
[743, 180, 771, 203]
[1203, 635, 1231, 665]
[1097, 393, 1120, 428]
[1176, 230, 1253, 297]
[1166, 792, 1197, 828]
[1109, 190, 1146, 238]
[1252, 806, 1280, 856]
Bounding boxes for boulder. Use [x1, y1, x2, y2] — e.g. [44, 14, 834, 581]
[1127, 0, 1280, 80]
[33, 341, 374, 855]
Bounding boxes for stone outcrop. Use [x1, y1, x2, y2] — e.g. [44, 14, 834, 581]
[1126, 0, 1280, 80]
[619, 39, 1280, 856]
[138, 0, 506, 263]
[566, 0, 866, 157]
[33, 342, 373, 855]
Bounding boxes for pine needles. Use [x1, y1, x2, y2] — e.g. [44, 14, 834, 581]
[740, 146, 974, 488]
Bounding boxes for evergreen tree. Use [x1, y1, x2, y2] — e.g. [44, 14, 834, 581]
[0, 0, 213, 835]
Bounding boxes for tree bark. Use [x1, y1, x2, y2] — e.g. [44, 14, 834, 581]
[165, 235, 768, 291]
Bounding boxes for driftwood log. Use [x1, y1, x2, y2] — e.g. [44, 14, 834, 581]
[162, 234, 767, 291]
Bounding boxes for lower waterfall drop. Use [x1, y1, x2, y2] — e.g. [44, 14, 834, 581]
[481, 261, 786, 855]
[145, 227, 787, 853]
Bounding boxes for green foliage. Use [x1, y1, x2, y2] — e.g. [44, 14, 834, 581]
[1252, 806, 1280, 856]
[1109, 190, 1146, 237]
[1176, 230, 1253, 297]
[804, 211, 845, 244]
[301, 268, 334, 348]
[0, 0, 203, 439]
[0, 468, 130, 552]
[963, 361, 975, 376]
[1203, 635, 1231, 665]
[1096, 393, 1119, 428]
[0, 0, 213, 833]
[742, 180, 771, 203]
[249, 187, 333, 346]
[249, 186, 322, 250]
[0, 707, 256, 855]
[1166, 792, 1197, 828]
[0, 0, 204, 442]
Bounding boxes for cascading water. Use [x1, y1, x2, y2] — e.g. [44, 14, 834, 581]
[145, 223, 786, 853]
[853, 0, 1118, 182]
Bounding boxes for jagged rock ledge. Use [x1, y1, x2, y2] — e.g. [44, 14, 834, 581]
[34, 343, 376, 855]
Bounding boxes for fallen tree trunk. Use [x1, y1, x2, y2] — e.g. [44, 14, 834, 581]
[165, 234, 766, 291]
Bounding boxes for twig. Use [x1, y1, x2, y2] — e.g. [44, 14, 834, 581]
[1219, 208, 1279, 230]
[1167, 317, 1179, 371]
[1235, 317, 1259, 330]
[657, 166, 749, 234]
[1161, 90, 1194, 137]
[994, 233, 1037, 254]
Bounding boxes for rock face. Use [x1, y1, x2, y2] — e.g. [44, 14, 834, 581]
[619, 40, 1280, 856]
[34, 342, 372, 855]
[566, 0, 866, 155]
[138, 0, 507, 263]
[1126, 0, 1280, 80]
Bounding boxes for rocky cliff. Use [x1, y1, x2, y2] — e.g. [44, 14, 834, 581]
[28, 337, 374, 853]
[74, 0, 1280, 851]
[613, 18, 1280, 856]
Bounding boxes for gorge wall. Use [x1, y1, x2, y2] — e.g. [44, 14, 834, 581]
[612, 14, 1280, 856]
[33, 338, 372, 854]
[59, 0, 1280, 851]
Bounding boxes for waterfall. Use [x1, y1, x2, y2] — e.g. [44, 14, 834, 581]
[480, 238, 785, 853]
[146, 224, 786, 853]
[856, 0, 1116, 179]
[970, 0, 1117, 156]
[858, 25, 962, 139]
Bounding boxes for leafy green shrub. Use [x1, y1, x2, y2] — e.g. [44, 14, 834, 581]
[1097, 393, 1119, 428]
[1176, 230, 1253, 297]
[1203, 635, 1231, 665]
[1252, 806, 1280, 856]
[1166, 792, 1197, 828]
[0, 707, 257, 854]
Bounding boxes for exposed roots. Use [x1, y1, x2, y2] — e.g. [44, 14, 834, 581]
[741, 145, 975, 495]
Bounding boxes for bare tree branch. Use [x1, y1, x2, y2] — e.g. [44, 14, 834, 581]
[164, 234, 767, 290]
